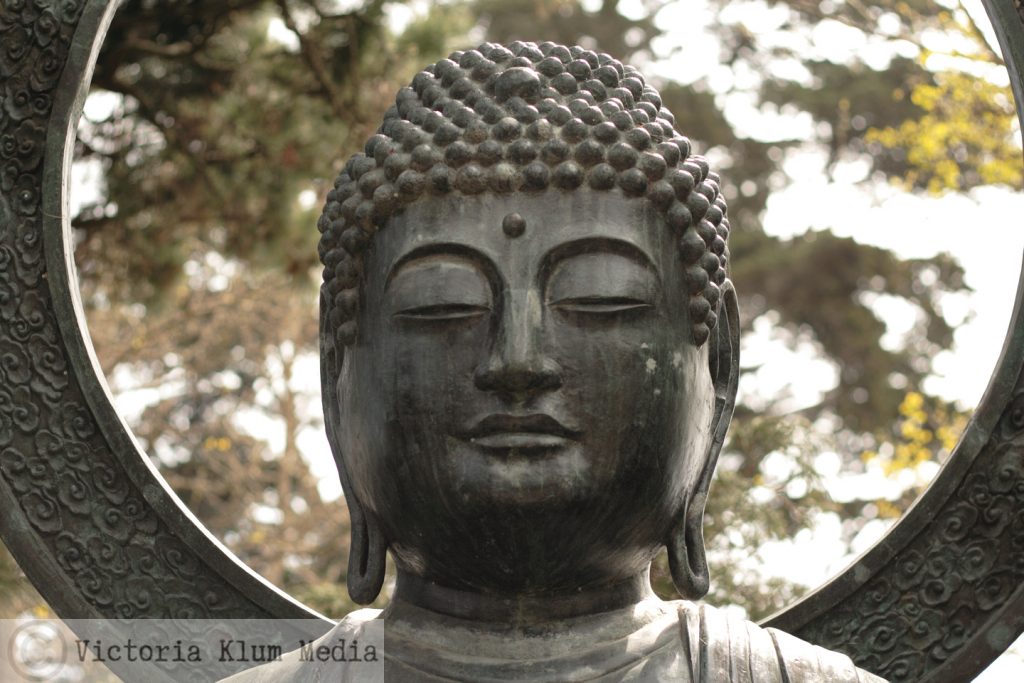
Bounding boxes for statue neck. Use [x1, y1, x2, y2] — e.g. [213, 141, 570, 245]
[390, 569, 656, 627]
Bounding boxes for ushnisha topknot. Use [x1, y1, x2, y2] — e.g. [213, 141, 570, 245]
[317, 41, 731, 353]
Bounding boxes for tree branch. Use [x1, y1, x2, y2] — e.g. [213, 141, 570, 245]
[275, 0, 348, 119]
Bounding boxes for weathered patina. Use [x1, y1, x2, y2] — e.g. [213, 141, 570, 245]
[2, 2, 1024, 682]
[222, 40, 884, 682]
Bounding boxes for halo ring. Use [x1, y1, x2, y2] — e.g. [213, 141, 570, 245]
[0, 2, 1022, 681]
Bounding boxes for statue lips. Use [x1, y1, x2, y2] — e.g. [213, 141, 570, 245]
[461, 413, 581, 451]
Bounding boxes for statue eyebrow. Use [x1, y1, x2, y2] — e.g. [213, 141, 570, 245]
[384, 243, 499, 291]
[539, 237, 661, 286]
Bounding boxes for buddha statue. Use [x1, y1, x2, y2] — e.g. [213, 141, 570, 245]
[225, 41, 887, 682]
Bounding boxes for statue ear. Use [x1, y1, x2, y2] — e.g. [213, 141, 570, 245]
[320, 293, 387, 605]
[667, 281, 740, 599]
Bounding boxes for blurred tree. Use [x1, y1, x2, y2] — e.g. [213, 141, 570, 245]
[0, 541, 44, 618]
[722, 0, 1021, 192]
[69, 0, 464, 616]
[867, 69, 1021, 192]
[861, 390, 970, 511]
[0, 0, 995, 624]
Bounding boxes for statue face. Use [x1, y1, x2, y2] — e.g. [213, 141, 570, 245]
[336, 188, 717, 593]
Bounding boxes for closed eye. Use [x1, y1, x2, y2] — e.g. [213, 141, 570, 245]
[393, 303, 491, 320]
[549, 296, 654, 314]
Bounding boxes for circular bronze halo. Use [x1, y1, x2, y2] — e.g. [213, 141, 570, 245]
[1, 2, 1023, 681]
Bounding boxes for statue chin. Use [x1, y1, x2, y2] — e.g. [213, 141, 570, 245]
[221, 40, 890, 683]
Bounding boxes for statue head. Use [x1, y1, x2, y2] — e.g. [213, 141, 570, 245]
[317, 41, 740, 611]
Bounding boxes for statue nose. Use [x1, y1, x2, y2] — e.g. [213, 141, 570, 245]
[473, 289, 562, 399]
[473, 355, 563, 398]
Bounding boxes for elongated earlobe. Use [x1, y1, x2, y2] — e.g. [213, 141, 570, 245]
[320, 293, 387, 604]
[667, 496, 711, 599]
[345, 497, 387, 604]
[667, 282, 740, 600]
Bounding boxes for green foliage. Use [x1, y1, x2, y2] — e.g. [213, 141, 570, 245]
[77, 0, 460, 304]
[760, 56, 932, 177]
[67, 0, 461, 611]
[659, 81, 788, 235]
[730, 229, 965, 431]
[861, 390, 968, 514]
[867, 70, 1022, 192]
[716, 0, 1020, 194]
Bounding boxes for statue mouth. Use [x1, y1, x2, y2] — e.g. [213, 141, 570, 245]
[461, 413, 581, 450]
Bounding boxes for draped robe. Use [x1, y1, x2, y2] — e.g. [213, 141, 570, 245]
[222, 599, 887, 682]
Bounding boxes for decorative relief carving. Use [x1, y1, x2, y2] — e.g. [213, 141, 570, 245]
[0, 0, 267, 622]
[797, 387, 1024, 681]
[2, 3, 1024, 683]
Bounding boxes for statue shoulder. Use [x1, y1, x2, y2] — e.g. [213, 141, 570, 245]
[675, 601, 888, 683]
